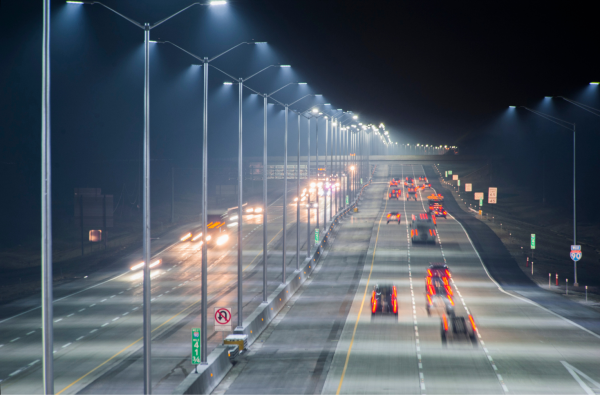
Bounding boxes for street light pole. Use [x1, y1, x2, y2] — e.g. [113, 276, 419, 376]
[521, 106, 577, 285]
[42, 0, 53, 393]
[66, 3, 225, 388]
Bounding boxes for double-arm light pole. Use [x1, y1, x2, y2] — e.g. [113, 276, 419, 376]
[520, 106, 577, 285]
[65, 2, 226, 392]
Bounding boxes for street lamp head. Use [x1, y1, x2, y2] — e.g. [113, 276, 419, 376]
[350, 166, 355, 171]
[314, 94, 323, 96]
[324, 103, 331, 105]
[298, 82, 307, 85]
[590, 82, 600, 85]
[252, 41, 267, 44]
[352, 115, 358, 119]
[312, 108, 319, 114]
[509, 106, 516, 108]
[223, 81, 233, 85]
[279, 65, 291, 68]
[209, 0, 227, 5]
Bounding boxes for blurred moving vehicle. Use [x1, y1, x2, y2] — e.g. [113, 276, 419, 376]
[410, 213, 437, 244]
[428, 194, 447, 218]
[440, 314, 478, 346]
[404, 176, 415, 187]
[389, 178, 399, 187]
[386, 212, 401, 224]
[422, 182, 432, 189]
[180, 214, 231, 247]
[388, 189, 401, 199]
[406, 186, 418, 201]
[371, 284, 398, 316]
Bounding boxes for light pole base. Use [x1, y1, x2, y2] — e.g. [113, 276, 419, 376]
[574, 282, 579, 287]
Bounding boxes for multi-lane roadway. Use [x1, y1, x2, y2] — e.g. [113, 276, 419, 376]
[218, 164, 600, 395]
[0, 183, 334, 394]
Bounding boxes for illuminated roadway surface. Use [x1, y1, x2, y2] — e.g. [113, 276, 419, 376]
[0, 182, 333, 394]
[217, 164, 600, 395]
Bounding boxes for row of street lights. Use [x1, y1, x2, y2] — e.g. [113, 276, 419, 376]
[41, 2, 379, 393]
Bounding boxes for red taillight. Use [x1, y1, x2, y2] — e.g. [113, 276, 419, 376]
[427, 269, 432, 277]
[448, 295, 454, 305]
[392, 286, 397, 297]
[469, 315, 477, 332]
[429, 229, 433, 236]
[387, 214, 391, 218]
[442, 315, 448, 331]
[428, 284, 435, 295]
[427, 294, 432, 305]
[432, 229, 437, 236]
[446, 285, 453, 296]
[415, 229, 419, 236]
[411, 229, 414, 237]
[443, 277, 449, 286]
[393, 298, 398, 314]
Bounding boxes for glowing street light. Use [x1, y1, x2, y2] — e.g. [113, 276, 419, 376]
[65, 0, 226, 381]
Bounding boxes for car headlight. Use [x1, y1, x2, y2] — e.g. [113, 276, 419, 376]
[246, 208, 254, 213]
[216, 234, 229, 246]
[206, 235, 212, 241]
[255, 207, 263, 213]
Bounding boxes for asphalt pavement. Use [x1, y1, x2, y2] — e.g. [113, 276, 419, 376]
[216, 163, 600, 395]
[0, 181, 333, 394]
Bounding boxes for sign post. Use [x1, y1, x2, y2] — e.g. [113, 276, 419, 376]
[191, 328, 201, 371]
[488, 187, 497, 217]
[570, 245, 581, 286]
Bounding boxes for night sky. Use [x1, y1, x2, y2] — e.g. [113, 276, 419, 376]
[1, 0, 598, 247]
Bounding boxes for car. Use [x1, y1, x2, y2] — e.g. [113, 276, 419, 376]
[406, 187, 418, 201]
[180, 214, 231, 248]
[427, 194, 447, 218]
[428, 263, 451, 279]
[389, 178, 399, 187]
[422, 183, 432, 189]
[410, 213, 437, 244]
[388, 189, 401, 199]
[404, 177, 415, 187]
[418, 176, 428, 183]
[386, 212, 401, 224]
[425, 275, 454, 317]
[440, 314, 478, 346]
[371, 284, 398, 316]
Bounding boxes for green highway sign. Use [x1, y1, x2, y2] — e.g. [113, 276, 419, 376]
[360, 178, 363, 185]
[315, 228, 320, 243]
[448, 170, 453, 175]
[191, 328, 201, 365]
[445, 171, 448, 177]
[346, 195, 349, 205]
[479, 199, 483, 206]
[458, 180, 461, 187]
[531, 234, 536, 249]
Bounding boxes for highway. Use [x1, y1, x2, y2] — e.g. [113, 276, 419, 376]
[0, 182, 333, 394]
[217, 164, 600, 395]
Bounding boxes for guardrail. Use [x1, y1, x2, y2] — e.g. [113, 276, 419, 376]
[172, 170, 375, 395]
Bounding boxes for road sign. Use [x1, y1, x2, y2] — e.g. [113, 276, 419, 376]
[488, 187, 497, 204]
[448, 170, 453, 175]
[452, 175, 458, 180]
[191, 328, 201, 364]
[570, 245, 581, 262]
[346, 195, 349, 205]
[531, 234, 536, 249]
[315, 228, 320, 243]
[465, 183, 472, 192]
[479, 199, 483, 206]
[474, 192, 484, 200]
[445, 171, 448, 177]
[214, 307, 232, 332]
[458, 180, 461, 186]
[360, 178, 363, 185]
